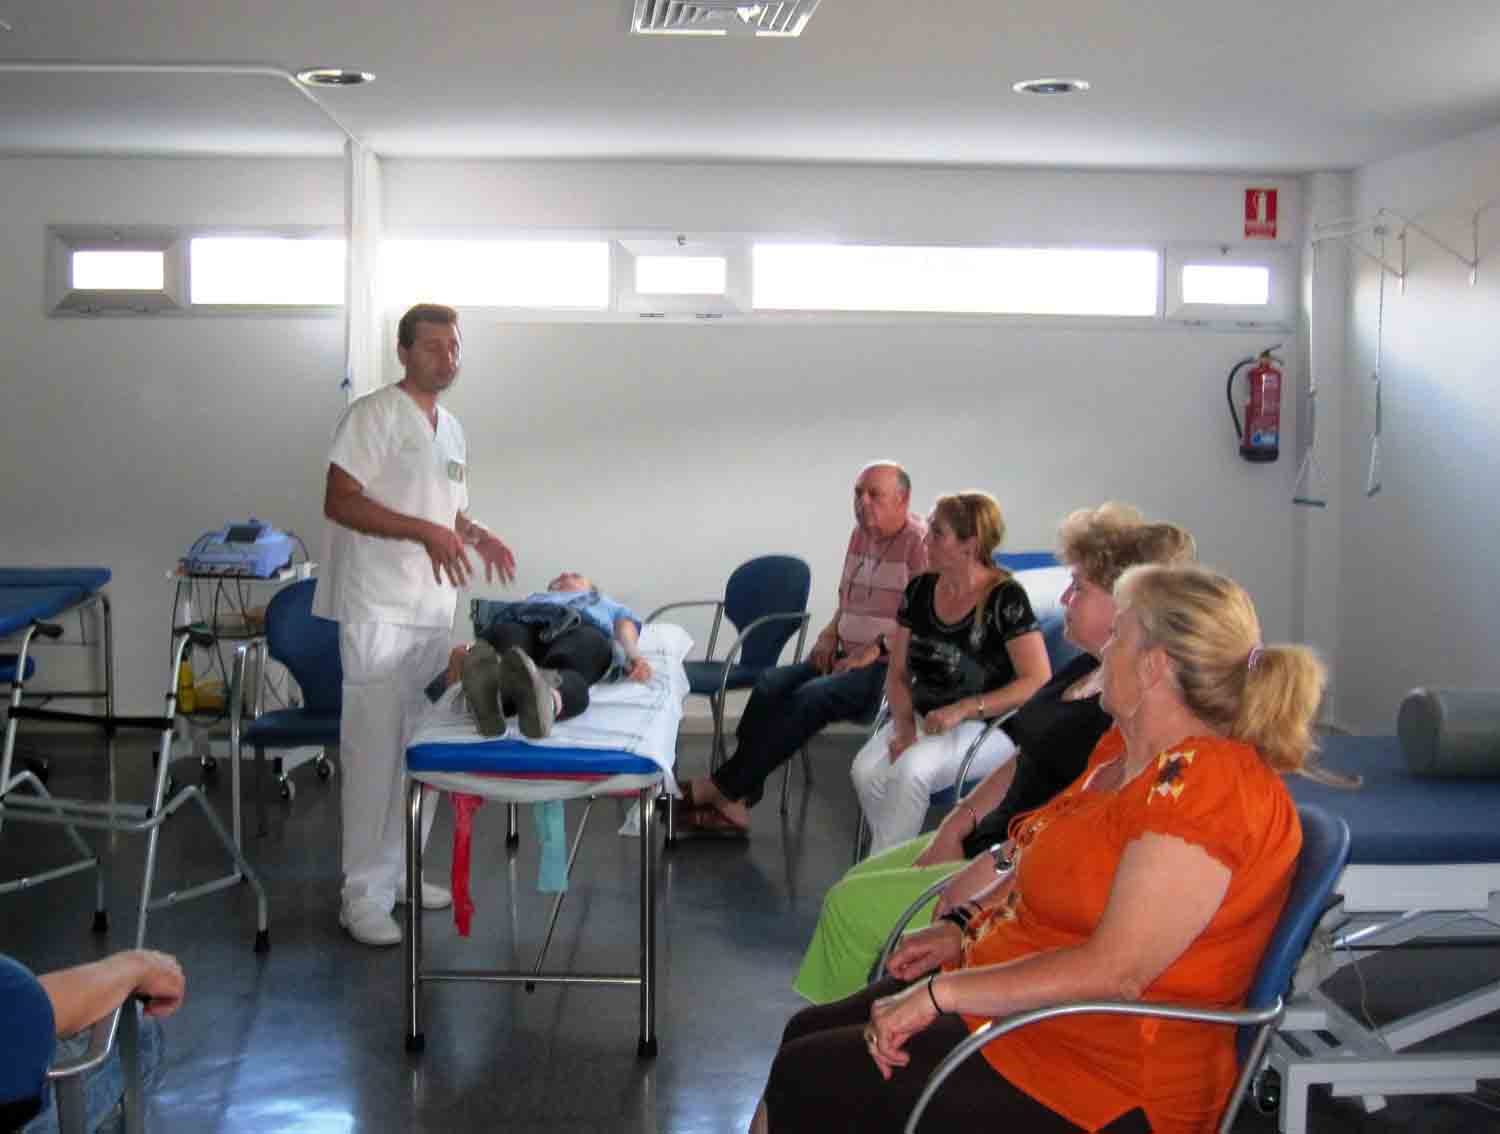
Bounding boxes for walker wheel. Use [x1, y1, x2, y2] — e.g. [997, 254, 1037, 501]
[279, 779, 295, 802]
[1252, 1068, 1281, 1114]
[316, 758, 334, 781]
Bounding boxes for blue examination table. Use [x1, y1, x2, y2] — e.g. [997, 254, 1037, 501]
[401, 622, 690, 1059]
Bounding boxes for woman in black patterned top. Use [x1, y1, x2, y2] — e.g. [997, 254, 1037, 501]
[850, 492, 1050, 855]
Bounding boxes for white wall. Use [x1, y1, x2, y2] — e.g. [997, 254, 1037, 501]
[1332, 122, 1500, 732]
[2, 156, 1306, 716]
[384, 161, 1307, 707]
[0, 157, 345, 713]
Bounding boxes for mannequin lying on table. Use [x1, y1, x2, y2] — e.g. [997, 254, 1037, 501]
[434, 572, 654, 740]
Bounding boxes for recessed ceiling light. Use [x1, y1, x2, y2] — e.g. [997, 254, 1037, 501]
[0, 17, 14, 32]
[295, 68, 375, 87]
[1012, 77, 1090, 96]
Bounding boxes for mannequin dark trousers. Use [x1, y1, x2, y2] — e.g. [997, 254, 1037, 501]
[711, 660, 886, 807]
[478, 621, 612, 722]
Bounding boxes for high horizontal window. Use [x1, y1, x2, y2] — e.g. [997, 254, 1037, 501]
[47, 225, 1291, 327]
[384, 239, 611, 309]
[47, 226, 185, 315]
[1180, 264, 1270, 306]
[635, 255, 727, 296]
[72, 250, 166, 291]
[190, 237, 346, 306]
[752, 244, 1160, 316]
[1165, 245, 1290, 326]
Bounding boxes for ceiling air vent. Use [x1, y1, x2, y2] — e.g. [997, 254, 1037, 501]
[631, 0, 823, 37]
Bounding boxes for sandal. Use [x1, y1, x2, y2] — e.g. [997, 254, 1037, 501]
[676, 804, 750, 839]
[659, 780, 698, 820]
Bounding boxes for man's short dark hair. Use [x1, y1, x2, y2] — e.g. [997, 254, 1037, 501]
[398, 303, 460, 349]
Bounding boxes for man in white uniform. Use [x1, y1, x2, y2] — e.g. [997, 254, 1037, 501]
[313, 303, 516, 946]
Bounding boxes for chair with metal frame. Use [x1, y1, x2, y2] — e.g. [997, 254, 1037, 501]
[46, 1003, 146, 1134]
[646, 554, 812, 825]
[228, 579, 339, 837]
[899, 803, 1353, 1134]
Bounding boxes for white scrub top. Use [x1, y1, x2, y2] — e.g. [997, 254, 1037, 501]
[313, 383, 470, 629]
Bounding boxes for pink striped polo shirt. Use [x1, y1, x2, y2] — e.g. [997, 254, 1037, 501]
[836, 514, 928, 650]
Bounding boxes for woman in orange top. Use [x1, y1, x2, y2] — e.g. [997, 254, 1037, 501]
[752, 563, 1325, 1134]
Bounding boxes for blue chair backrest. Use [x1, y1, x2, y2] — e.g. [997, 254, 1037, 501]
[995, 550, 1059, 571]
[1036, 608, 1082, 672]
[1237, 804, 1350, 1062]
[264, 580, 342, 715]
[996, 552, 1079, 673]
[723, 555, 812, 669]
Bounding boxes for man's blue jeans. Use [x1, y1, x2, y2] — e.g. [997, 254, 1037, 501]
[711, 660, 886, 808]
[23, 1009, 164, 1134]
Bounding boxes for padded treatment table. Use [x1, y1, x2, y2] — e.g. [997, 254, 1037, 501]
[1266, 733, 1500, 1132]
[402, 624, 689, 1058]
[0, 567, 113, 631]
[1, 566, 267, 949]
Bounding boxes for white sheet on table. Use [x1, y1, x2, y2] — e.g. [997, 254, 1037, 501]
[409, 623, 691, 806]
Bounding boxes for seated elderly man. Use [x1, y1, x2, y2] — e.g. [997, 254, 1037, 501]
[678, 461, 928, 836]
[3, 948, 184, 1134]
[449, 571, 653, 740]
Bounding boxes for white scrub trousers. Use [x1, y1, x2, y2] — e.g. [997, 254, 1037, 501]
[851, 716, 1018, 857]
[339, 622, 451, 910]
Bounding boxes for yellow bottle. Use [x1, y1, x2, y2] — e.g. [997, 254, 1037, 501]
[177, 656, 196, 714]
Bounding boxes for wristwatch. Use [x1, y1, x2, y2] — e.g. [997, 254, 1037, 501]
[988, 842, 1015, 874]
[876, 633, 889, 658]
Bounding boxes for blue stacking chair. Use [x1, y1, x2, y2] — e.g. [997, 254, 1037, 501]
[229, 580, 339, 834]
[647, 555, 812, 778]
[902, 804, 1352, 1134]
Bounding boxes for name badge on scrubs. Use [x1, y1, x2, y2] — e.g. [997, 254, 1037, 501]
[447, 460, 466, 484]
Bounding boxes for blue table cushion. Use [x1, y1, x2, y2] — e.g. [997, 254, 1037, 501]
[0, 585, 112, 638]
[407, 739, 659, 778]
[243, 709, 341, 748]
[1288, 733, 1500, 865]
[683, 659, 766, 696]
[0, 567, 111, 589]
[0, 655, 37, 684]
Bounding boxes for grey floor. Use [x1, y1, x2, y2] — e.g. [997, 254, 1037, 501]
[4, 731, 1500, 1133]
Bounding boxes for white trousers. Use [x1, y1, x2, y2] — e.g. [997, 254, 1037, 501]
[339, 622, 451, 910]
[851, 716, 1018, 857]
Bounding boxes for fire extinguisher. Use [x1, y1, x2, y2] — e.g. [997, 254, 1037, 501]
[1226, 345, 1283, 463]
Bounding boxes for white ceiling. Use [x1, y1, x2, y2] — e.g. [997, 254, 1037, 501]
[1, 0, 1498, 170]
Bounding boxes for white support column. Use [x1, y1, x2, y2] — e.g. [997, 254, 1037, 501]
[1294, 171, 1352, 726]
[344, 139, 385, 401]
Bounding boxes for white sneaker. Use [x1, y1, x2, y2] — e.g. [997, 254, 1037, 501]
[339, 898, 402, 946]
[395, 879, 453, 910]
